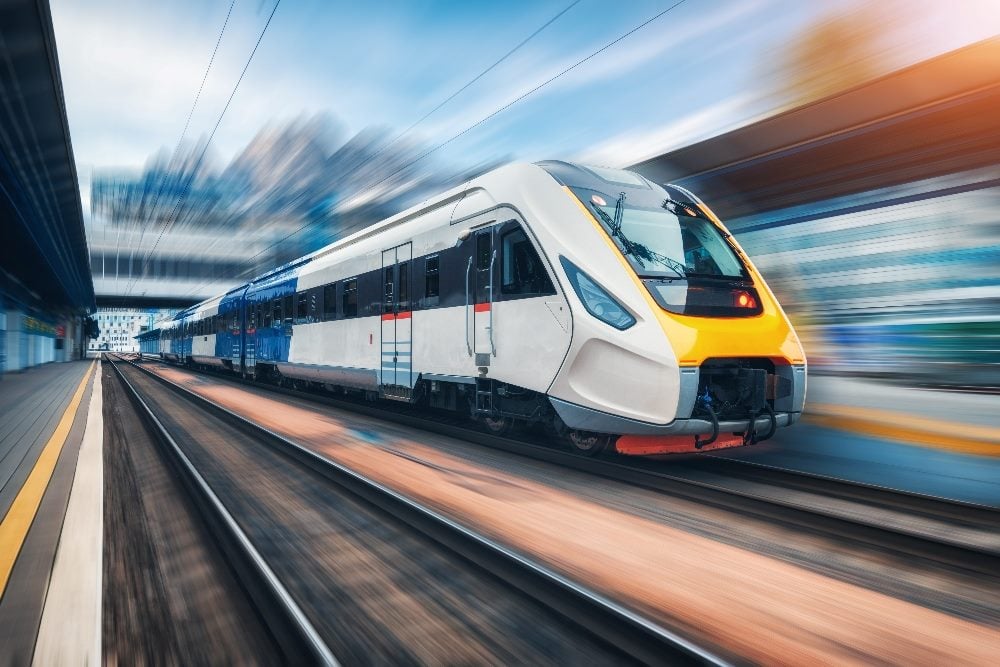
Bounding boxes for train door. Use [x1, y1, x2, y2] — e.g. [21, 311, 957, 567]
[380, 242, 413, 393]
[473, 229, 495, 364]
[245, 300, 256, 376]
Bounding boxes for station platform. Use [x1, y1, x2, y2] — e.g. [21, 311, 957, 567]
[0, 360, 102, 664]
[718, 375, 1000, 506]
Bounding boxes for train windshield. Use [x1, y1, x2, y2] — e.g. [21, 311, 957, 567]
[589, 196, 747, 280]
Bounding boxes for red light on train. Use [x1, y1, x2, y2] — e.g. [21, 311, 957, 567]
[735, 291, 757, 308]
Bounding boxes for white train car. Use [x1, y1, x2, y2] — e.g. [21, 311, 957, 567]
[155, 161, 806, 455]
[209, 161, 806, 455]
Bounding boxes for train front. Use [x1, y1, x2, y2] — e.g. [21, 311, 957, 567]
[537, 161, 806, 455]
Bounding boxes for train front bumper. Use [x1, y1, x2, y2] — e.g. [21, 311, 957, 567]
[549, 363, 806, 455]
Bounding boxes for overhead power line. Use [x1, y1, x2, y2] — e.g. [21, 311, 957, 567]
[122, 0, 282, 302]
[120, 0, 237, 304]
[352, 0, 582, 175]
[178, 0, 585, 299]
[231, 0, 689, 277]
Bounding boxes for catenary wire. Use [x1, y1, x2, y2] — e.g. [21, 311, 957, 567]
[119, 0, 237, 304]
[180, 0, 689, 300]
[236, 0, 688, 276]
[350, 0, 582, 177]
[122, 0, 282, 302]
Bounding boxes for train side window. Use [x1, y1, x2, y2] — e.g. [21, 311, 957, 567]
[263, 302, 272, 328]
[308, 289, 319, 323]
[501, 227, 555, 296]
[424, 256, 439, 303]
[283, 295, 293, 326]
[398, 261, 409, 311]
[343, 278, 358, 318]
[272, 298, 281, 327]
[383, 266, 394, 313]
[477, 232, 491, 270]
[296, 292, 308, 324]
[323, 283, 337, 320]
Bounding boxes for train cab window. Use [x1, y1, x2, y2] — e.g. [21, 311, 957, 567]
[425, 256, 440, 301]
[343, 279, 358, 318]
[501, 228, 555, 296]
[323, 283, 337, 320]
[283, 295, 293, 326]
[295, 292, 308, 324]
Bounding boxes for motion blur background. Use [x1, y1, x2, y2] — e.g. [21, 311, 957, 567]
[48, 0, 999, 488]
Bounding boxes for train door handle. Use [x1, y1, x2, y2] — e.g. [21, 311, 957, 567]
[465, 257, 473, 356]
[488, 249, 497, 356]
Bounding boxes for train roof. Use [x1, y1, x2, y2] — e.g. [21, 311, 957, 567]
[176, 160, 638, 312]
[536, 160, 659, 192]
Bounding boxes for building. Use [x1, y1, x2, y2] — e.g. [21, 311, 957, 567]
[88, 307, 174, 353]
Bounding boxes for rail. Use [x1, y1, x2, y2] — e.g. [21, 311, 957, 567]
[105, 356, 339, 666]
[112, 354, 727, 665]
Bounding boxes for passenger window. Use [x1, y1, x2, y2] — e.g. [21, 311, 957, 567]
[383, 267, 394, 312]
[283, 295, 293, 325]
[425, 256, 440, 301]
[296, 292, 308, 324]
[323, 283, 337, 320]
[501, 228, 555, 296]
[343, 279, 358, 318]
[263, 302, 272, 328]
[308, 290, 319, 323]
[477, 232, 491, 270]
[398, 262, 409, 310]
[272, 298, 281, 326]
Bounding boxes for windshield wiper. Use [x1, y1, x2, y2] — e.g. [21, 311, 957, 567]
[662, 197, 708, 219]
[590, 197, 687, 279]
[613, 191, 625, 234]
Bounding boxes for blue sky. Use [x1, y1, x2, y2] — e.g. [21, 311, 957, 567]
[51, 0, 1000, 208]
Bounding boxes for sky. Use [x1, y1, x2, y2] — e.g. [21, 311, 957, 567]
[51, 0, 1000, 212]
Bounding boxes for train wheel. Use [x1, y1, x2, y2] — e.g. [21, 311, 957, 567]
[567, 430, 613, 457]
[481, 414, 514, 436]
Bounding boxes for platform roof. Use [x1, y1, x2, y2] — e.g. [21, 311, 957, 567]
[630, 37, 1000, 220]
[0, 0, 94, 313]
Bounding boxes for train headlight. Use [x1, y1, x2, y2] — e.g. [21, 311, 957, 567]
[560, 257, 636, 330]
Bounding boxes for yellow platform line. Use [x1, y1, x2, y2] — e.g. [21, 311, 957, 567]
[806, 403, 1000, 457]
[0, 362, 95, 599]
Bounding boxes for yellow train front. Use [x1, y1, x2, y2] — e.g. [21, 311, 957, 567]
[534, 161, 806, 456]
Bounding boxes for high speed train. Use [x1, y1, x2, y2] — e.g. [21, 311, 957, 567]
[145, 161, 806, 456]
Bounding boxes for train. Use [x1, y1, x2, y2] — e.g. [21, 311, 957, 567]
[138, 161, 806, 456]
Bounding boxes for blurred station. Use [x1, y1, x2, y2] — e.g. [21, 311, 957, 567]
[1, 0, 998, 664]
[0, 0, 94, 374]
[631, 38, 1000, 501]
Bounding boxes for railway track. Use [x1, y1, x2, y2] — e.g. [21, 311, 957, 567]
[106, 357, 337, 665]
[108, 355, 724, 665]
[130, 356, 1000, 582]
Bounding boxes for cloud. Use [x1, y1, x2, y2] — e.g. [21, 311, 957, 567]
[572, 91, 759, 167]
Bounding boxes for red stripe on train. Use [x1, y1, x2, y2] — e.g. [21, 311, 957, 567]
[473, 302, 491, 313]
[381, 310, 413, 321]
